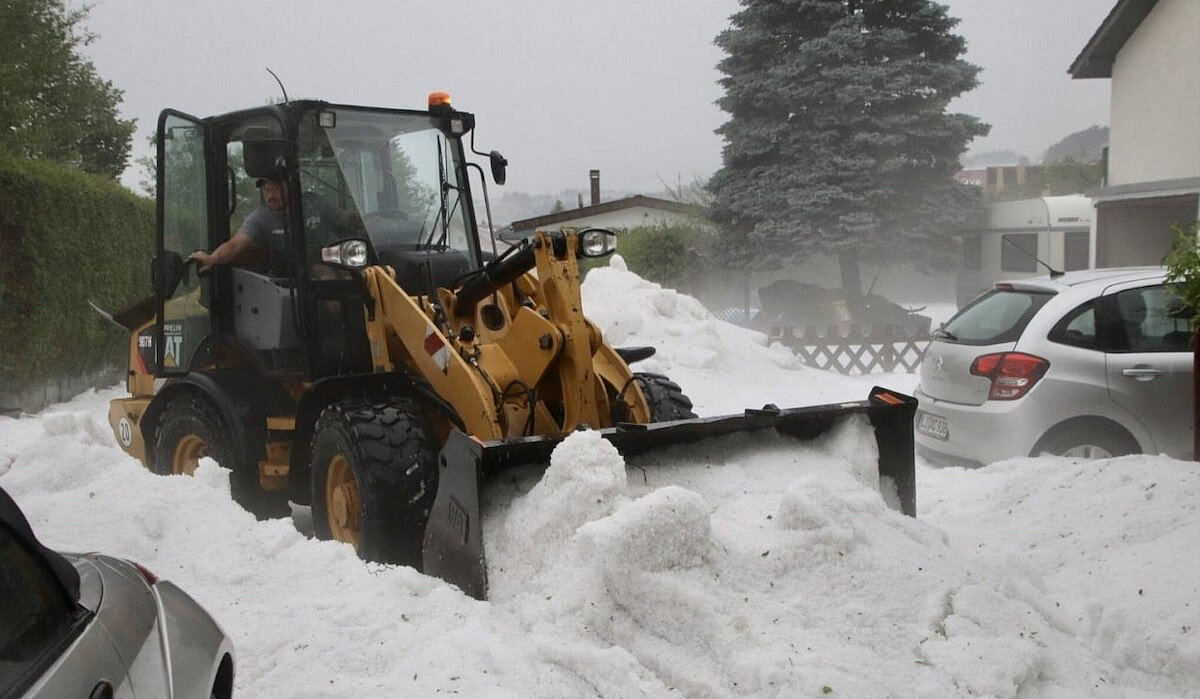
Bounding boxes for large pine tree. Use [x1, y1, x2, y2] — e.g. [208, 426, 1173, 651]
[708, 0, 988, 304]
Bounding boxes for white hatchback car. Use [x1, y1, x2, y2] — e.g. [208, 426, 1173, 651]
[915, 267, 1194, 466]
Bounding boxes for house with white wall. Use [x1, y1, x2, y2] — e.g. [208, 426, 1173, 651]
[1069, 0, 1200, 266]
[508, 169, 703, 238]
[509, 195, 702, 238]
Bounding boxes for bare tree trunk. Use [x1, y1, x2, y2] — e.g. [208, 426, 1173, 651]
[838, 248, 865, 317]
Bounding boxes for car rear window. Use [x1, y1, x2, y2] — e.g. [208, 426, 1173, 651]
[940, 289, 1053, 345]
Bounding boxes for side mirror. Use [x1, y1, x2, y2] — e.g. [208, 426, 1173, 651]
[151, 252, 189, 298]
[243, 126, 289, 179]
[489, 150, 507, 186]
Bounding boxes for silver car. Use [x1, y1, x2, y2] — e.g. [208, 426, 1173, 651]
[0, 487, 234, 699]
[915, 267, 1194, 466]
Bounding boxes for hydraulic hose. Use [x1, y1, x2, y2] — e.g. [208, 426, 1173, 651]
[454, 242, 536, 311]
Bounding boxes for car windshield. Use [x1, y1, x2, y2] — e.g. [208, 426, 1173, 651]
[295, 107, 474, 261]
[940, 289, 1054, 344]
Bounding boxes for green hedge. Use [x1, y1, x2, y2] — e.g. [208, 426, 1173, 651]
[583, 222, 713, 291]
[0, 153, 154, 392]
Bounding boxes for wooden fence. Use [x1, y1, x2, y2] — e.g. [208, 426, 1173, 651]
[768, 325, 932, 375]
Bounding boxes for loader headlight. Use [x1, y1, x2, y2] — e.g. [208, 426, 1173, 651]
[578, 228, 617, 258]
[321, 239, 370, 269]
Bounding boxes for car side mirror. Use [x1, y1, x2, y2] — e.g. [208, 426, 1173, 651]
[490, 150, 507, 186]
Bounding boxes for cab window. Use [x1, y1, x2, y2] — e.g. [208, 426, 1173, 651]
[226, 141, 257, 236]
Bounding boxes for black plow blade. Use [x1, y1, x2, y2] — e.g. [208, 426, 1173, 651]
[422, 386, 917, 600]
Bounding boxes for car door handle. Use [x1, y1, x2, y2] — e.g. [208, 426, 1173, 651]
[1122, 367, 1165, 380]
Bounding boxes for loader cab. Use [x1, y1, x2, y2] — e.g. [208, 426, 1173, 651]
[291, 105, 483, 295]
[153, 101, 486, 381]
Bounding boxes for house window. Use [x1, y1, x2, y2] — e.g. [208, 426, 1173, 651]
[1001, 233, 1038, 272]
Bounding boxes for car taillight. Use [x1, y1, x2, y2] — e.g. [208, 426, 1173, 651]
[132, 561, 159, 585]
[969, 352, 1049, 400]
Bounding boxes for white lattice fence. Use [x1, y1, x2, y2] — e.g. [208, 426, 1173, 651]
[769, 325, 931, 375]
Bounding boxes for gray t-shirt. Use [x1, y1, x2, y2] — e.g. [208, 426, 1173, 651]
[241, 201, 349, 249]
[240, 206, 286, 250]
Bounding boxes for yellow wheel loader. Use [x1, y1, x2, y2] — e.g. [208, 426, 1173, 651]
[102, 94, 917, 599]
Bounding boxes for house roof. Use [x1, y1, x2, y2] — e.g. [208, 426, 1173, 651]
[510, 195, 701, 232]
[1069, 0, 1159, 79]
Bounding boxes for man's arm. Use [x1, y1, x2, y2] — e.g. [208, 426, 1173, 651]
[189, 230, 254, 272]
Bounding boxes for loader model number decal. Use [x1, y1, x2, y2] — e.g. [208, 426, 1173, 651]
[448, 497, 469, 544]
[136, 330, 155, 373]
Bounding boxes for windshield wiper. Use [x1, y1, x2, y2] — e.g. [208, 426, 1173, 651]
[418, 136, 463, 250]
[933, 328, 958, 341]
[418, 190, 461, 250]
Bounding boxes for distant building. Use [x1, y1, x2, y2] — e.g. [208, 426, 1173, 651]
[1069, 0, 1200, 266]
[508, 170, 703, 238]
[955, 164, 1044, 200]
[954, 169, 986, 188]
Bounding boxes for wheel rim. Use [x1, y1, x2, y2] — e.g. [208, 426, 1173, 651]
[325, 454, 361, 546]
[1061, 444, 1114, 459]
[172, 434, 207, 476]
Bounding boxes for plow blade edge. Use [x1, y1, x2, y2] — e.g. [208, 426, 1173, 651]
[422, 386, 917, 599]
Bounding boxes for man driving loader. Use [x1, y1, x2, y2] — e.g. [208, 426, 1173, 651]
[189, 175, 359, 275]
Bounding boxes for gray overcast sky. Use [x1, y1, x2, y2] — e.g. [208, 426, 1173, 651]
[79, 0, 1112, 195]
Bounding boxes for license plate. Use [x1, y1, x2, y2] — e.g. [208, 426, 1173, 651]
[916, 411, 949, 441]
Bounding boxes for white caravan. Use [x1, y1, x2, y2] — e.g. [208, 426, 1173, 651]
[956, 195, 1093, 307]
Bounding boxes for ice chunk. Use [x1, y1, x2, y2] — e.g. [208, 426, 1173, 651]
[578, 486, 711, 572]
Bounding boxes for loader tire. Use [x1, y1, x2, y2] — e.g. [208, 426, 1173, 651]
[152, 394, 288, 520]
[309, 398, 438, 569]
[636, 372, 697, 422]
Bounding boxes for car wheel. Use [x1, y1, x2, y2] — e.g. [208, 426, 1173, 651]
[309, 397, 438, 568]
[1034, 421, 1139, 459]
[153, 394, 288, 519]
